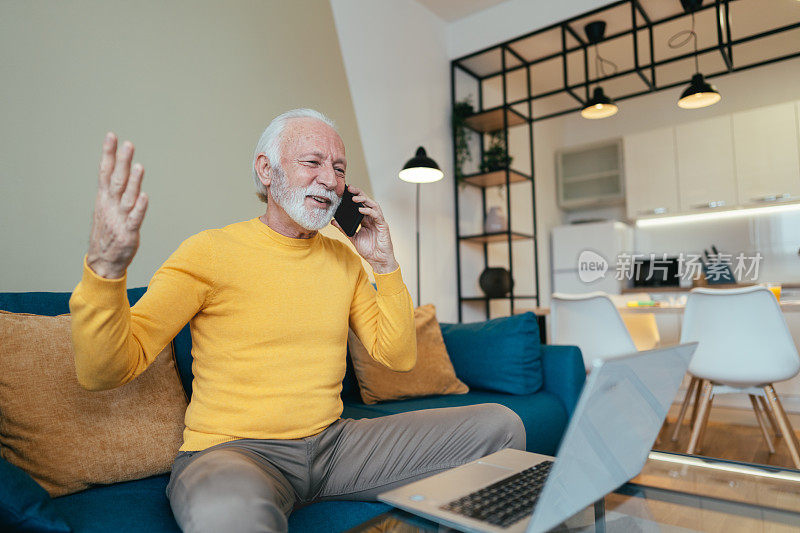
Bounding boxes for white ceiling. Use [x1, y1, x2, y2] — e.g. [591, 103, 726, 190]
[414, 0, 511, 22]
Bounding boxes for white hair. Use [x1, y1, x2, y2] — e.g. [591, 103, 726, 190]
[252, 108, 338, 203]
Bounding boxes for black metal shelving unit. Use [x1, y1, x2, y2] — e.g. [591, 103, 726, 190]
[451, 45, 540, 323]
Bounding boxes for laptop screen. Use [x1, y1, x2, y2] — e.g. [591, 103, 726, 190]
[527, 343, 696, 533]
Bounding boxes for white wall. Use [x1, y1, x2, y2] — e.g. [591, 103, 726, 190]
[330, 0, 457, 321]
[0, 0, 371, 291]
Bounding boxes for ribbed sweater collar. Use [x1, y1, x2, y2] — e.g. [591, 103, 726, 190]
[249, 217, 319, 248]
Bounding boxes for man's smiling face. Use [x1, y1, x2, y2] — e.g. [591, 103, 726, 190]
[269, 117, 347, 231]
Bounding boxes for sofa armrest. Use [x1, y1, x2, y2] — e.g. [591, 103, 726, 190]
[540, 345, 586, 418]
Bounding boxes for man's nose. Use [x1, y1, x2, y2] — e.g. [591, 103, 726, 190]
[316, 163, 338, 190]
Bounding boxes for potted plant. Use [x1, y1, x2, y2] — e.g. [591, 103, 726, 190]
[480, 131, 512, 173]
[452, 98, 474, 181]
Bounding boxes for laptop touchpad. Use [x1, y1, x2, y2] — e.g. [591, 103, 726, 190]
[452, 461, 514, 487]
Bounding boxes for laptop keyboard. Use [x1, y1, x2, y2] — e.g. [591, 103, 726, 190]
[439, 460, 554, 528]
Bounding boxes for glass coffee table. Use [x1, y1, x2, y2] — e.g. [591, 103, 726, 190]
[346, 452, 800, 532]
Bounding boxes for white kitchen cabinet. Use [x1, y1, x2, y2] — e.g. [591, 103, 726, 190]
[733, 101, 800, 205]
[623, 127, 680, 219]
[676, 115, 738, 212]
[556, 140, 624, 210]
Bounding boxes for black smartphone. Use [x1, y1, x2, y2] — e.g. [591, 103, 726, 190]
[334, 186, 364, 237]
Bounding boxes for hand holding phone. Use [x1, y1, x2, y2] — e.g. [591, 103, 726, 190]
[333, 186, 364, 237]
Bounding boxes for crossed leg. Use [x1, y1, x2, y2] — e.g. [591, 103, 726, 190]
[311, 403, 527, 501]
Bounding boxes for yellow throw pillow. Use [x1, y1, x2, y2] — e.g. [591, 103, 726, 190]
[0, 312, 188, 496]
[350, 304, 468, 404]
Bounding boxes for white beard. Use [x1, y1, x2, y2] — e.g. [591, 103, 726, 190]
[269, 166, 342, 231]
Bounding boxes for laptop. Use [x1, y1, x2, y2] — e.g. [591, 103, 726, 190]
[379, 343, 697, 533]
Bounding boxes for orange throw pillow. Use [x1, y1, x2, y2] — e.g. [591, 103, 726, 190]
[350, 304, 468, 404]
[0, 312, 187, 496]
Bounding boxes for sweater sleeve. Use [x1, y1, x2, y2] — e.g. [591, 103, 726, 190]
[348, 262, 417, 372]
[68, 232, 215, 391]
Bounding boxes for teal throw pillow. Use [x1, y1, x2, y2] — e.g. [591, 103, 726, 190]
[0, 456, 71, 532]
[439, 312, 542, 395]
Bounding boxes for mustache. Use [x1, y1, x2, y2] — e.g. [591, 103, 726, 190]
[303, 186, 340, 203]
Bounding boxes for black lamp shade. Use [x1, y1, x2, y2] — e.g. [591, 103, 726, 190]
[584, 21, 606, 44]
[403, 146, 439, 170]
[581, 87, 618, 119]
[399, 146, 443, 183]
[678, 73, 721, 109]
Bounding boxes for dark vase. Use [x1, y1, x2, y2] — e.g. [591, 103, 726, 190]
[479, 268, 514, 298]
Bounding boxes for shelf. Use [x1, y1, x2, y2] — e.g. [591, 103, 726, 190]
[459, 231, 534, 244]
[463, 107, 528, 133]
[461, 169, 532, 188]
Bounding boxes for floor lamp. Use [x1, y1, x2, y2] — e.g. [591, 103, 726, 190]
[399, 147, 443, 306]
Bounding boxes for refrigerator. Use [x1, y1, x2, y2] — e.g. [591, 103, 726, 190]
[551, 221, 634, 295]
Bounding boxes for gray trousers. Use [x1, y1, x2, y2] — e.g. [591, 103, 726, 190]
[166, 404, 526, 532]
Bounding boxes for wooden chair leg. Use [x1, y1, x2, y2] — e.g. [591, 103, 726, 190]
[690, 377, 703, 426]
[695, 389, 714, 454]
[671, 376, 698, 442]
[759, 395, 781, 438]
[764, 385, 800, 470]
[687, 380, 713, 455]
[750, 394, 775, 454]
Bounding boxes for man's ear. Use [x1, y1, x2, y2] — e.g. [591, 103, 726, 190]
[255, 153, 272, 188]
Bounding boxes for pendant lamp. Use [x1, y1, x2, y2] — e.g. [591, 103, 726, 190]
[678, 73, 721, 109]
[581, 21, 618, 120]
[581, 87, 619, 119]
[672, 0, 721, 109]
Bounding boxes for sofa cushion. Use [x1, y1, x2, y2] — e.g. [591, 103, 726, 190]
[342, 390, 567, 456]
[0, 289, 196, 401]
[440, 312, 543, 395]
[349, 305, 468, 404]
[51, 473, 390, 533]
[341, 346, 361, 401]
[51, 474, 178, 533]
[171, 325, 194, 399]
[0, 455, 71, 533]
[340, 402, 392, 420]
[0, 312, 187, 497]
[289, 501, 392, 532]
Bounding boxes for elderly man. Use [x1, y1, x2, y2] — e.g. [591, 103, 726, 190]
[69, 108, 525, 532]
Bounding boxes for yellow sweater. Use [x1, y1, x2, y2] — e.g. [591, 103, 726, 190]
[69, 218, 416, 452]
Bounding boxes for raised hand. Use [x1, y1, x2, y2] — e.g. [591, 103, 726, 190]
[86, 133, 148, 279]
[332, 186, 399, 275]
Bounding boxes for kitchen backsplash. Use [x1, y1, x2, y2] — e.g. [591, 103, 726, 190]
[634, 207, 800, 284]
[561, 203, 800, 284]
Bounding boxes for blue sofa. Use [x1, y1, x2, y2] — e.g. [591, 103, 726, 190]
[0, 288, 585, 532]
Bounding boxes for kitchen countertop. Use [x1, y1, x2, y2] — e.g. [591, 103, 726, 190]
[621, 283, 754, 293]
[516, 299, 800, 316]
[622, 282, 800, 294]
[617, 300, 800, 313]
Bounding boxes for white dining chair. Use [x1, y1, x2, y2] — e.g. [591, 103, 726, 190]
[679, 286, 800, 467]
[550, 292, 638, 372]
